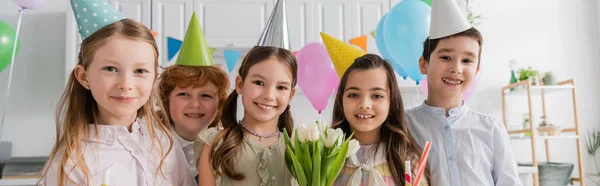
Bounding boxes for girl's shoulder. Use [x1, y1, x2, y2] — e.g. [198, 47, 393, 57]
[199, 127, 223, 145]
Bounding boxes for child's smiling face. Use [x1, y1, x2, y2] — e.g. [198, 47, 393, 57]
[420, 36, 480, 99]
[76, 34, 156, 124]
[236, 56, 296, 124]
[342, 68, 390, 136]
[169, 84, 219, 140]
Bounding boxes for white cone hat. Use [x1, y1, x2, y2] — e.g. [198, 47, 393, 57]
[429, 0, 471, 39]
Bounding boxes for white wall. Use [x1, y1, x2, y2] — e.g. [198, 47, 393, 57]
[0, 0, 68, 157]
[1, 2, 600, 186]
[464, 0, 600, 185]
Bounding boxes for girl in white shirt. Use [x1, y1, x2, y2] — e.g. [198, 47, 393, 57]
[39, 0, 195, 185]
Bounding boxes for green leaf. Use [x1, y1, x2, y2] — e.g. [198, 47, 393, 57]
[302, 140, 312, 182]
[587, 130, 600, 155]
[312, 141, 322, 186]
[287, 147, 308, 186]
[326, 141, 350, 186]
[284, 145, 297, 179]
[320, 145, 334, 186]
[294, 129, 302, 156]
[342, 132, 355, 145]
[320, 156, 334, 186]
[283, 128, 294, 151]
[293, 129, 308, 184]
[328, 146, 341, 158]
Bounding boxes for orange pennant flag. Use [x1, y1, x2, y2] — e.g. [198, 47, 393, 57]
[349, 35, 367, 52]
[151, 30, 158, 38]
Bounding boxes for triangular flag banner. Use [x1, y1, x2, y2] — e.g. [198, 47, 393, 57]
[167, 38, 215, 61]
[151, 30, 158, 38]
[223, 50, 241, 73]
[430, 0, 471, 39]
[320, 32, 366, 78]
[349, 35, 367, 52]
[167, 37, 182, 61]
[210, 47, 216, 55]
[370, 30, 376, 38]
[292, 51, 298, 56]
[176, 12, 214, 66]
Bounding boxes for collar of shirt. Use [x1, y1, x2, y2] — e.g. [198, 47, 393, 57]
[416, 101, 468, 122]
[172, 129, 195, 149]
[346, 143, 388, 186]
[86, 118, 147, 145]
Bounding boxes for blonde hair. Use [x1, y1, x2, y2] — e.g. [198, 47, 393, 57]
[39, 19, 172, 186]
[158, 65, 230, 128]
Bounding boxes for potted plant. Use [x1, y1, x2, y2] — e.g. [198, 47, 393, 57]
[542, 71, 557, 85]
[463, 0, 482, 26]
[585, 129, 600, 185]
[518, 66, 540, 85]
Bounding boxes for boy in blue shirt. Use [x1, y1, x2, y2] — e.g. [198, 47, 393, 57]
[405, 0, 521, 185]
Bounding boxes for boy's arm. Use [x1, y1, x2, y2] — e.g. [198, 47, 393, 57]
[492, 120, 523, 186]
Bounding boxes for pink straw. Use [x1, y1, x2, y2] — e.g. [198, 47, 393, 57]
[413, 141, 431, 186]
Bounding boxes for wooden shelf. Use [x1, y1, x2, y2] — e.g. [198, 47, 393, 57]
[503, 84, 574, 96]
[510, 135, 579, 140]
[501, 79, 584, 186]
[507, 127, 578, 135]
[516, 165, 581, 182]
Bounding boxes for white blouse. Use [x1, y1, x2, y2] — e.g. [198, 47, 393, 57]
[40, 119, 196, 186]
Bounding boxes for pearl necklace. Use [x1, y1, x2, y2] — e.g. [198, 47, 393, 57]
[238, 120, 280, 142]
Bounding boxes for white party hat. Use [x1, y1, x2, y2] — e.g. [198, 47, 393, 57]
[429, 0, 471, 39]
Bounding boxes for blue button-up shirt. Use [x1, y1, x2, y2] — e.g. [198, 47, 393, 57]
[405, 102, 521, 186]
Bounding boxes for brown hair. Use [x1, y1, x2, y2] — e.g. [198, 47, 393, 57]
[331, 54, 428, 185]
[210, 46, 297, 180]
[422, 27, 483, 67]
[39, 19, 172, 185]
[158, 65, 230, 128]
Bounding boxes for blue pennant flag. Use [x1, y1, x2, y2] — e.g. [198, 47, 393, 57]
[167, 37, 183, 61]
[223, 50, 241, 73]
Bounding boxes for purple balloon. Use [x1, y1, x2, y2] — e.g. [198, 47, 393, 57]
[296, 43, 340, 114]
[13, 0, 49, 9]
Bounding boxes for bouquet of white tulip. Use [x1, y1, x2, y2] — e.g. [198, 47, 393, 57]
[283, 121, 360, 186]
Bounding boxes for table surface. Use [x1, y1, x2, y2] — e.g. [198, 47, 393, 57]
[0, 178, 38, 186]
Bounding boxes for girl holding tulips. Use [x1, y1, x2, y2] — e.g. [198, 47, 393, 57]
[197, 46, 297, 186]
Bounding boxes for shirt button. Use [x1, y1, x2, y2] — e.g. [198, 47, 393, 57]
[268, 152, 272, 156]
[272, 176, 276, 180]
[190, 160, 195, 164]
